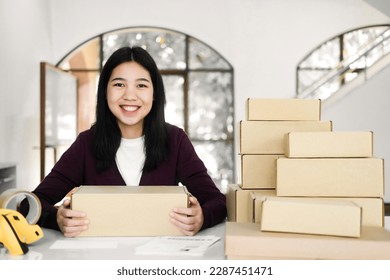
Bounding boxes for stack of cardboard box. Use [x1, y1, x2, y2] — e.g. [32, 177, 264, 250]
[273, 131, 384, 225]
[225, 98, 390, 259]
[227, 98, 332, 223]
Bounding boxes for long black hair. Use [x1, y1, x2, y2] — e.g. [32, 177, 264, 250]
[92, 46, 169, 172]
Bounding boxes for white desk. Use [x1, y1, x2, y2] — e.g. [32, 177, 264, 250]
[2, 217, 390, 260]
[0, 222, 226, 260]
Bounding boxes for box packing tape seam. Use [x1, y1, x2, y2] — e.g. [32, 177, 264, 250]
[0, 189, 41, 224]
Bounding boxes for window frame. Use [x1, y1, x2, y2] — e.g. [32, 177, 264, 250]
[55, 26, 235, 191]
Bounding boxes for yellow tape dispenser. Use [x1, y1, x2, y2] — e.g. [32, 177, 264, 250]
[0, 208, 43, 255]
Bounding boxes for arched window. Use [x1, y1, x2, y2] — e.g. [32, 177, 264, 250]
[57, 27, 234, 192]
[296, 24, 390, 103]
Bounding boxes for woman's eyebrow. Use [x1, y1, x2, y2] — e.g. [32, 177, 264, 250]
[110, 77, 151, 83]
[136, 77, 151, 83]
[110, 77, 126, 82]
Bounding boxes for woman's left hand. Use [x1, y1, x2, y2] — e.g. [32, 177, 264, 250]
[170, 196, 204, 236]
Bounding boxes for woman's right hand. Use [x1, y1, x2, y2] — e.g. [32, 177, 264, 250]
[57, 199, 89, 237]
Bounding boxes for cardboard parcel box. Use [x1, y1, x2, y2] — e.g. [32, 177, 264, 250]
[260, 197, 362, 238]
[71, 185, 190, 237]
[249, 191, 276, 223]
[246, 98, 321, 121]
[276, 157, 384, 198]
[226, 184, 275, 223]
[225, 222, 390, 260]
[286, 131, 374, 158]
[241, 154, 280, 189]
[240, 120, 332, 154]
[250, 192, 383, 227]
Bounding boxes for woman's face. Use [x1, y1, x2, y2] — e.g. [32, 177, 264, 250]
[107, 61, 154, 139]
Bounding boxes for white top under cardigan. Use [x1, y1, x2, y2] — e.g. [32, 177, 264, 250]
[115, 136, 145, 186]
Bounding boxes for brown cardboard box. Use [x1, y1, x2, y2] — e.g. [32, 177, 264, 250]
[241, 155, 280, 189]
[240, 120, 332, 154]
[260, 197, 361, 237]
[286, 131, 374, 158]
[225, 222, 390, 260]
[226, 184, 253, 223]
[249, 191, 276, 223]
[276, 157, 384, 198]
[71, 185, 189, 237]
[246, 98, 321, 121]
[226, 184, 274, 223]
[250, 193, 383, 226]
[343, 197, 384, 227]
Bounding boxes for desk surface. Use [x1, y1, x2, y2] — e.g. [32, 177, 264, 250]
[2, 217, 390, 260]
[0, 222, 226, 260]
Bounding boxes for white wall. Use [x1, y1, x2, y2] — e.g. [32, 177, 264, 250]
[0, 0, 52, 189]
[50, 0, 389, 116]
[1, 0, 389, 200]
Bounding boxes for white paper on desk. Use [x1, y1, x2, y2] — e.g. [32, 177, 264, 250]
[135, 235, 220, 257]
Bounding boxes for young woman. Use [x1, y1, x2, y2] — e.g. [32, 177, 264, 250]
[29, 46, 227, 237]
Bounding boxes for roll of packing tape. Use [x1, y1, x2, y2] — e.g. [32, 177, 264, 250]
[0, 189, 41, 224]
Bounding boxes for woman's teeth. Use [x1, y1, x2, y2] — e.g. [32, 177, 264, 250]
[122, 105, 138, 112]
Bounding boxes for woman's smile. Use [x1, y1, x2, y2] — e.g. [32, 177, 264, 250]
[121, 105, 140, 112]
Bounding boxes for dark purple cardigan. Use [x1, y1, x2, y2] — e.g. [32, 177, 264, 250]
[32, 124, 227, 231]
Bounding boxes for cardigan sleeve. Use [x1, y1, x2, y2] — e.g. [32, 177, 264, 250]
[173, 128, 227, 230]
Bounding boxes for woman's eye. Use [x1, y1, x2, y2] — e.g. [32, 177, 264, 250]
[113, 83, 125, 87]
[137, 84, 148, 88]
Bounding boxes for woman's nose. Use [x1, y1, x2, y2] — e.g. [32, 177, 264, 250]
[123, 87, 137, 101]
